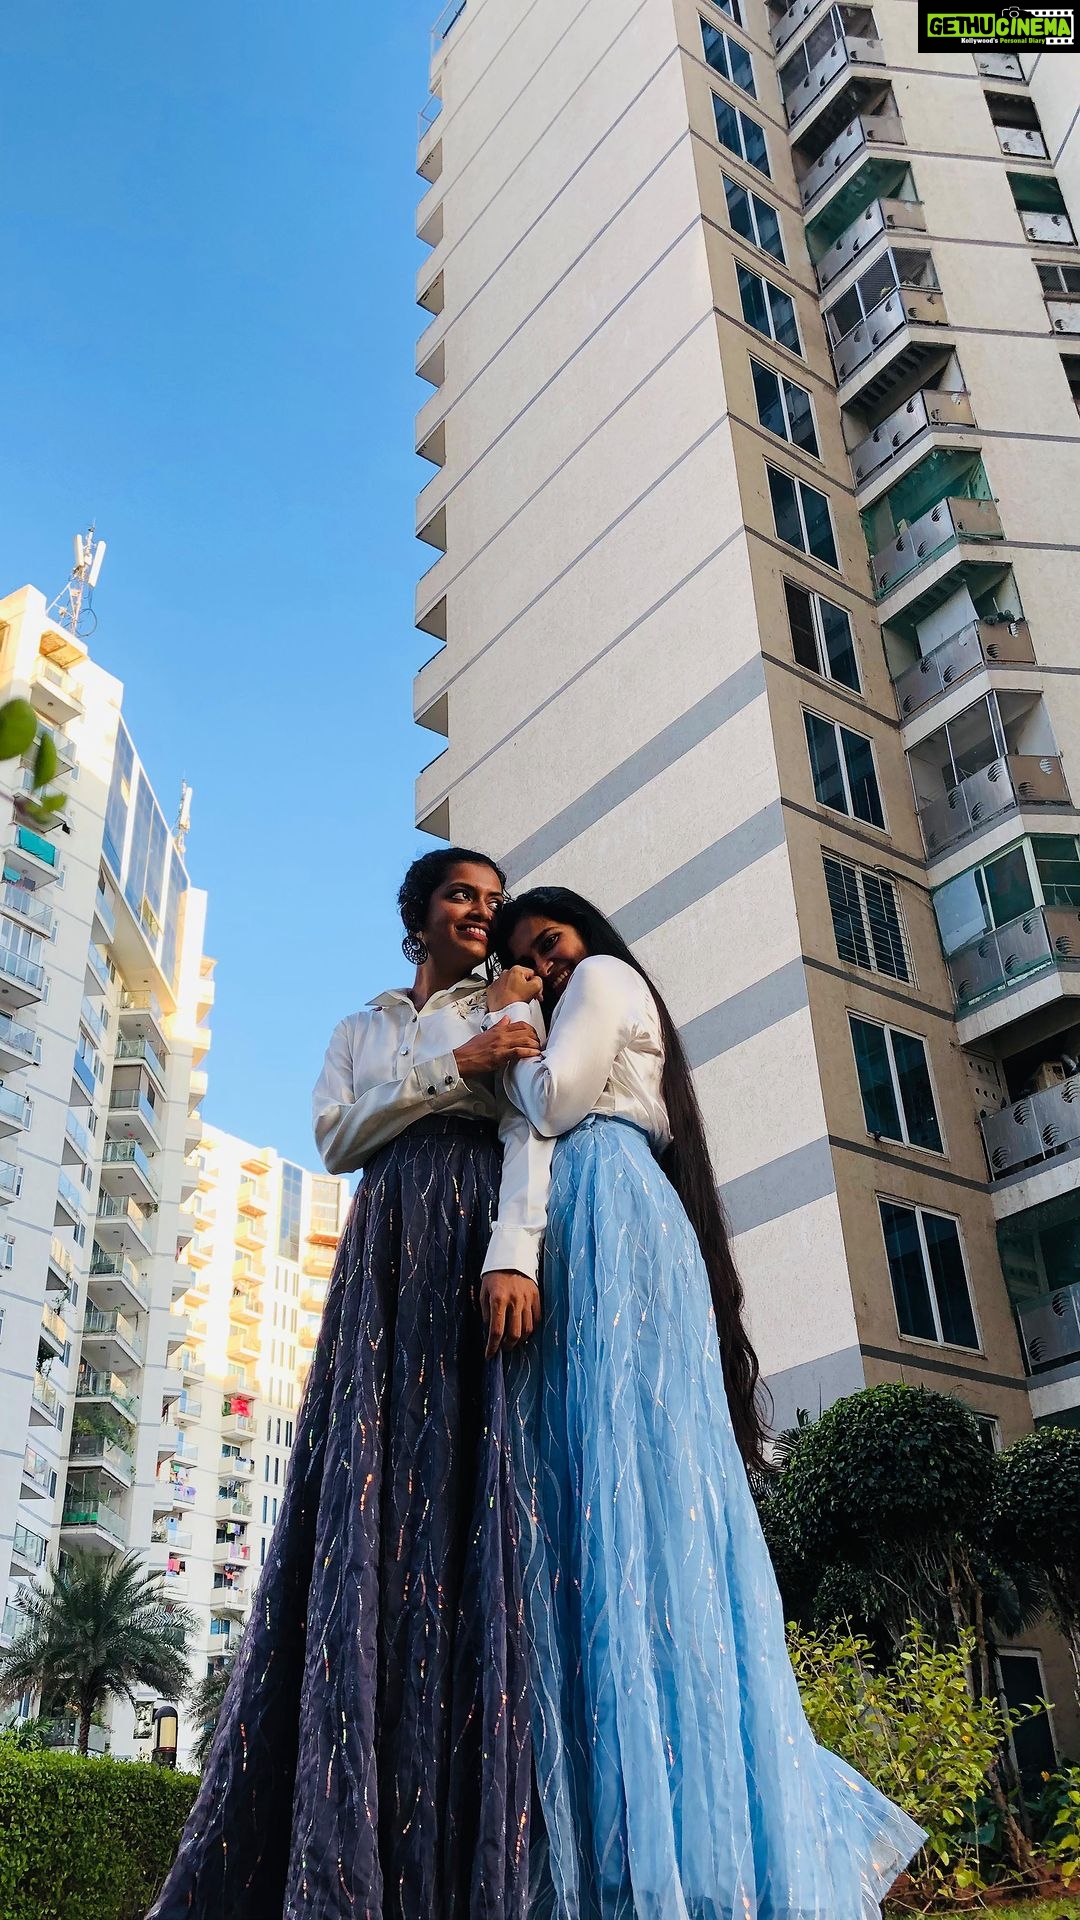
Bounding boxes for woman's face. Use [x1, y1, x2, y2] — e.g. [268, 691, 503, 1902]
[507, 915, 589, 1005]
[423, 862, 506, 974]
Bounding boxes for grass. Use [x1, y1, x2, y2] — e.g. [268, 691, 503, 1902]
[934, 1903, 1080, 1918]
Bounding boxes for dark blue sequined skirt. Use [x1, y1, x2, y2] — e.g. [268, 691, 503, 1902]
[149, 1115, 532, 1920]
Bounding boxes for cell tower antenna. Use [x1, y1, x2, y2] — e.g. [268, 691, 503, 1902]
[48, 526, 107, 636]
[174, 781, 193, 856]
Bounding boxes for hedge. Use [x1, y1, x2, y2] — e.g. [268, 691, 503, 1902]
[0, 1748, 197, 1920]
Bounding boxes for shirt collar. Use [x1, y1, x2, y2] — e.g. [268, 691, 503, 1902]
[366, 977, 486, 1013]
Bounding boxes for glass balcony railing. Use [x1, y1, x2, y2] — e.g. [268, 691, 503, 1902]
[892, 619, 1036, 721]
[772, 0, 828, 51]
[871, 495, 1004, 599]
[982, 1075, 1080, 1179]
[102, 1138, 159, 1195]
[0, 944, 45, 993]
[89, 1244, 150, 1304]
[0, 1010, 40, 1062]
[93, 886, 116, 940]
[40, 1301, 68, 1350]
[109, 1088, 162, 1137]
[831, 283, 947, 384]
[64, 1111, 93, 1161]
[69, 1434, 134, 1480]
[57, 1169, 84, 1217]
[1015, 1280, 1080, 1371]
[76, 1364, 139, 1421]
[948, 906, 1080, 1009]
[0, 1159, 22, 1202]
[115, 1034, 167, 1083]
[2, 880, 54, 933]
[32, 1371, 60, 1420]
[850, 388, 976, 489]
[784, 31, 885, 129]
[800, 108, 905, 209]
[83, 1305, 145, 1360]
[80, 999, 107, 1049]
[73, 1051, 97, 1098]
[919, 755, 1070, 859]
[2, 1602, 27, 1644]
[431, 0, 467, 51]
[816, 194, 926, 292]
[13, 1521, 47, 1567]
[0, 1085, 32, 1131]
[22, 1445, 54, 1495]
[86, 945, 111, 994]
[14, 826, 58, 869]
[49, 1235, 76, 1283]
[62, 1499, 127, 1545]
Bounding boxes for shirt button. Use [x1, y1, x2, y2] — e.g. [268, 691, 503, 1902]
[444, 1075, 453, 1086]
[426, 1085, 436, 1096]
[400, 1045, 408, 1055]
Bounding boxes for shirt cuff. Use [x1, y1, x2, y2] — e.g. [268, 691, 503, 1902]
[481, 1000, 533, 1030]
[481, 1222, 542, 1283]
[413, 1051, 461, 1103]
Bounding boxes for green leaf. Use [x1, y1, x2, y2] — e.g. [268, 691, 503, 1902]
[0, 700, 39, 761]
[32, 732, 58, 790]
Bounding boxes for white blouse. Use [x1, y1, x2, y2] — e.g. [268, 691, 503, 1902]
[312, 980, 553, 1281]
[497, 954, 671, 1149]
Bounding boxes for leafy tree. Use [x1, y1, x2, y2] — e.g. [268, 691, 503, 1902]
[188, 1653, 236, 1767]
[993, 1426, 1080, 1711]
[0, 698, 66, 829]
[0, 1552, 196, 1756]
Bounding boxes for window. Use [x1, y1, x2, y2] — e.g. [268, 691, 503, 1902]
[723, 177, 784, 261]
[260, 1536, 266, 1567]
[1063, 356, 1080, 417]
[768, 468, 837, 567]
[738, 265, 799, 352]
[752, 360, 818, 456]
[262, 1494, 268, 1523]
[264, 1455, 270, 1482]
[933, 834, 1080, 954]
[971, 1412, 1001, 1453]
[703, 0, 742, 22]
[824, 853, 911, 981]
[278, 1162, 303, 1262]
[879, 1200, 979, 1349]
[804, 712, 885, 826]
[1038, 261, 1080, 298]
[285, 1419, 293, 1446]
[997, 1651, 1058, 1791]
[712, 95, 770, 176]
[1008, 171, 1076, 243]
[272, 1497, 279, 1522]
[784, 582, 858, 689]
[850, 1017, 944, 1152]
[274, 1457, 280, 1485]
[1033, 833, 1080, 905]
[701, 19, 755, 94]
[275, 1418, 281, 1444]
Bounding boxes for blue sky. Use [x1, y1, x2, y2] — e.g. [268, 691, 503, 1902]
[1, 0, 443, 1168]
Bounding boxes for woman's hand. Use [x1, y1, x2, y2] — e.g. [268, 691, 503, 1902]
[453, 1019, 540, 1081]
[480, 1269, 541, 1358]
[487, 965, 544, 1011]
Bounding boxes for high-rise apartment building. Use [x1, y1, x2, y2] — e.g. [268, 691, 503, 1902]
[0, 576, 211, 1751]
[161, 1125, 348, 1769]
[413, 3, 1080, 1735]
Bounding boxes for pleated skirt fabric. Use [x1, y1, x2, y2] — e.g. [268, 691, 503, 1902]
[509, 1115, 925, 1920]
[148, 1115, 532, 1920]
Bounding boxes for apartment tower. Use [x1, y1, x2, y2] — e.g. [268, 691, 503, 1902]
[0, 576, 211, 1752]
[412, 4, 1080, 1734]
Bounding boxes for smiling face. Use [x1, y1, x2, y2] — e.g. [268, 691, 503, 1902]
[507, 913, 590, 1006]
[422, 861, 507, 978]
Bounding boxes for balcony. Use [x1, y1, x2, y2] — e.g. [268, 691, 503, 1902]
[221, 1401, 256, 1440]
[0, 1157, 22, 1205]
[800, 107, 905, 212]
[982, 1076, 1080, 1181]
[31, 657, 83, 724]
[234, 1214, 267, 1253]
[871, 496, 1004, 601]
[100, 1137, 160, 1207]
[771, 0, 829, 51]
[218, 1492, 253, 1520]
[1020, 208, 1076, 246]
[108, 1086, 163, 1152]
[976, 50, 1024, 78]
[213, 1537, 252, 1568]
[0, 941, 45, 1008]
[61, 1494, 129, 1553]
[114, 1033, 167, 1090]
[93, 883, 116, 942]
[301, 1278, 328, 1315]
[948, 907, 1080, 1012]
[784, 29, 886, 147]
[996, 125, 1048, 162]
[230, 1286, 262, 1326]
[12, 1521, 47, 1571]
[237, 1179, 269, 1217]
[850, 387, 975, 492]
[1047, 298, 1080, 338]
[892, 620, 1038, 723]
[0, 1008, 40, 1072]
[8, 826, 61, 884]
[179, 1345, 205, 1382]
[220, 1450, 254, 1481]
[118, 990, 169, 1058]
[816, 194, 925, 293]
[81, 1304, 146, 1368]
[38, 1299, 68, 1361]
[69, 1434, 134, 1485]
[2, 880, 54, 936]
[227, 1324, 260, 1365]
[72, 1047, 99, 1103]
[61, 1111, 92, 1170]
[22, 1444, 55, 1499]
[55, 1168, 84, 1225]
[47, 1235, 76, 1293]
[831, 283, 947, 396]
[176, 1390, 203, 1425]
[0, 1084, 32, 1138]
[1016, 1280, 1080, 1372]
[211, 1583, 247, 1617]
[95, 1193, 154, 1256]
[89, 1244, 150, 1311]
[76, 1363, 139, 1424]
[919, 755, 1070, 861]
[173, 1434, 199, 1465]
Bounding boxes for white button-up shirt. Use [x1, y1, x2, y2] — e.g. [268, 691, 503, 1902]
[312, 980, 552, 1280]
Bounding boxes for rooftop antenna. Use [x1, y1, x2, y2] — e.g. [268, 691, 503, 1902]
[48, 526, 107, 637]
[174, 781, 193, 856]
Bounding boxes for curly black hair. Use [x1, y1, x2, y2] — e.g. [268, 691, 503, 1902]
[397, 847, 507, 944]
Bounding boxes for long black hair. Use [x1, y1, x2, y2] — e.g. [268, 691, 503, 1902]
[494, 886, 769, 1470]
[397, 847, 507, 950]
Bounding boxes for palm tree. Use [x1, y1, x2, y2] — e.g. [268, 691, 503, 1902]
[189, 1651, 236, 1766]
[0, 1550, 197, 1755]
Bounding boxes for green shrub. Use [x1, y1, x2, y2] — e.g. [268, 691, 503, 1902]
[0, 1747, 197, 1920]
[788, 1622, 1018, 1903]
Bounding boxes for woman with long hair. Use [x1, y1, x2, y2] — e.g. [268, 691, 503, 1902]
[491, 886, 924, 1920]
[150, 849, 552, 1920]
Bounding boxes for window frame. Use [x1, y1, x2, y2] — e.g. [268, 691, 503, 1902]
[700, 17, 756, 96]
[878, 1196, 982, 1352]
[739, 265, 801, 353]
[848, 1013, 946, 1155]
[803, 708, 887, 828]
[701, 0, 742, 23]
[823, 851, 912, 982]
[712, 93, 772, 176]
[784, 579, 860, 689]
[722, 174, 786, 262]
[751, 358, 819, 456]
[768, 466, 839, 568]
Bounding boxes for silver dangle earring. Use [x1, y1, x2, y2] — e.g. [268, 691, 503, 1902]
[402, 931, 428, 965]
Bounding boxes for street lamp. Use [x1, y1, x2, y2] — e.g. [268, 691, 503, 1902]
[152, 1703, 179, 1769]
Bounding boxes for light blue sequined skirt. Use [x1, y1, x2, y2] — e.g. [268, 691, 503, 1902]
[509, 1115, 924, 1920]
